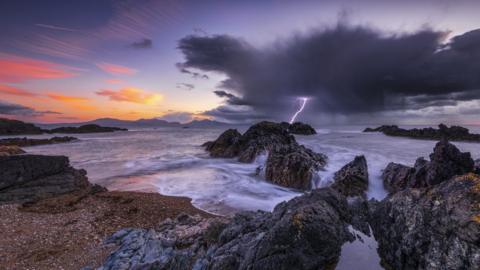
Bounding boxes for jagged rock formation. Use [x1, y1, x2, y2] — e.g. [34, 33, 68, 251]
[0, 136, 77, 147]
[287, 122, 317, 135]
[0, 118, 44, 135]
[203, 122, 327, 189]
[49, 124, 127, 134]
[370, 173, 480, 270]
[382, 140, 474, 193]
[264, 144, 327, 190]
[98, 188, 355, 270]
[0, 155, 97, 204]
[364, 123, 480, 142]
[331, 155, 369, 197]
[0, 145, 25, 156]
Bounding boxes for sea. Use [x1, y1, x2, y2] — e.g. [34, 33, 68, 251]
[7, 124, 480, 269]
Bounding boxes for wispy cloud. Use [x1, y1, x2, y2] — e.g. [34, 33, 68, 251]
[96, 62, 137, 75]
[0, 84, 39, 97]
[176, 83, 194, 91]
[96, 87, 162, 105]
[0, 54, 77, 83]
[47, 93, 89, 102]
[35, 23, 80, 32]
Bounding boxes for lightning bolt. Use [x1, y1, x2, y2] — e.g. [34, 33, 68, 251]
[289, 97, 309, 124]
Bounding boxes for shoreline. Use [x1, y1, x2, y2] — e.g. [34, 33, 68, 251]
[0, 189, 213, 270]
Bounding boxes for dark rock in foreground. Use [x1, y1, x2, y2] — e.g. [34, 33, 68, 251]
[265, 144, 327, 190]
[203, 129, 242, 158]
[475, 159, 480, 174]
[364, 123, 480, 142]
[99, 188, 354, 270]
[0, 154, 98, 204]
[382, 140, 474, 193]
[49, 124, 127, 134]
[331, 155, 369, 197]
[287, 122, 317, 135]
[0, 136, 77, 147]
[0, 118, 44, 135]
[370, 173, 480, 270]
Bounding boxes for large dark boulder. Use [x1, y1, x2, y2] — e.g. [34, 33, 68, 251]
[382, 162, 415, 193]
[264, 144, 327, 190]
[364, 124, 480, 142]
[0, 155, 95, 204]
[0, 136, 77, 147]
[0, 118, 44, 135]
[382, 140, 475, 193]
[204, 121, 296, 163]
[49, 124, 127, 134]
[331, 155, 369, 197]
[288, 122, 317, 135]
[99, 188, 354, 270]
[370, 173, 480, 269]
[203, 129, 242, 158]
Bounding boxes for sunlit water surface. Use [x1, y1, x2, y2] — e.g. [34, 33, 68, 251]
[10, 125, 480, 269]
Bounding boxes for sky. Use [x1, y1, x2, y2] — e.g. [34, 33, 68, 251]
[0, 0, 479, 125]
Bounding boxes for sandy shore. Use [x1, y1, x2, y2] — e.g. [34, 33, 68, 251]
[0, 190, 213, 270]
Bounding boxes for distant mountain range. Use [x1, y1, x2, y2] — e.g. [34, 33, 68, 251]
[37, 118, 234, 129]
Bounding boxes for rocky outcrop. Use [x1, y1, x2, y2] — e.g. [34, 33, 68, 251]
[364, 123, 480, 142]
[331, 156, 369, 197]
[370, 173, 480, 270]
[264, 144, 327, 190]
[203, 129, 242, 158]
[0, 145, 25, 156]
[0, 118, 44, 135]
[49, 124, 127, 134]
[98, 188, 355, 270]
[382, 140, 475, 193]
[0, 136, 77, 147]
[288, 122, 317, 135]
[0, 155, 97, 204]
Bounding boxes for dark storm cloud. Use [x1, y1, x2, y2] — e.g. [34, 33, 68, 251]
[131, 38, 153, 49]
[177, 25, 480, 121]
[203, 105, 268, 123]
[176, 63, 209, 79]
[213, 90, 249, 105]
[0, 101, 60, 116]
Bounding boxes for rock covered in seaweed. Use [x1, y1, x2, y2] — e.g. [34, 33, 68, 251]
[370, 173, 480, 269]
[331, 155, 369, 197]
[98, 188, 355, 270]
[264, 144, 327, 190]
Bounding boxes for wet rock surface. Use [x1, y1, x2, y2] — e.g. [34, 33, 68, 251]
[264, 144, 327, 190]
[0, 136, 78, 147]
[474, 159, 480, 174]
[287, 122, 317, 135]
[0, 155, 95, 204]
[364, 123, 480, 142]
[0, 145, 26, 156]
[204, 122, 327, 189]
[0, 118, 45, 135]
[382, 140, 475, 193]
[98, 188, 355, 270]
[331, 155, 369, 197]
[370, 173, 480, 270]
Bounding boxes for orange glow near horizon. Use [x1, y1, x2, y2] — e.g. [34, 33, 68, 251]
[96, 87, 163, 105]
